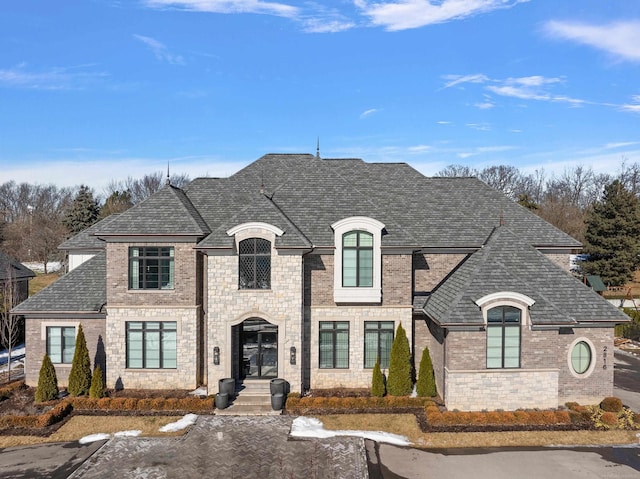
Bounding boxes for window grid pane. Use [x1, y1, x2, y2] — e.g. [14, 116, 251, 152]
[342, 231, 374, 288]
[364, 321, 394, 368]
[486, 306, 521, 369]
[319, 322, 349, 369]
[128, 247, 174, 290]
[571, 341, 591, 374]
[126, 321, 177, 369]
[239, 238, 271, 290]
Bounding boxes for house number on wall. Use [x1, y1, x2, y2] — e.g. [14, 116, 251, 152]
[603, 345, 607, 370]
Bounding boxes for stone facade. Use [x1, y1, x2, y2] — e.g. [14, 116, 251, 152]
[206, 240, 304, 393]
[24, 318, 106, 387]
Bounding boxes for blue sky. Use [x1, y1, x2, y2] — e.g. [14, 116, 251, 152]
[1, 0, 639, 193]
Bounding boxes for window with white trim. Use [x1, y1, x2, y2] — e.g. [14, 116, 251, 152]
[486, 305, 521, 369]
[47, 326, 75, 364]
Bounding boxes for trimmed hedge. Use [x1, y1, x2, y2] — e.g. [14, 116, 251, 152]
[0, 400, 73, 429]
[70, 396, 215, 412]
[425, 408, 572, 427]
[285, 395, 435, 413]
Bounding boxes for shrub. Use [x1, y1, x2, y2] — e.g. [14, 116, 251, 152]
[600, 397, 623, 413]
[600, 411, 619, 427]
[35, 354, 59, 402]
[371, 357, 386, 397]
[416, 346, 437, 397]
[89, 365, 105, 398]
[386, 323, 412, 396]
[68, 324, 92, 396]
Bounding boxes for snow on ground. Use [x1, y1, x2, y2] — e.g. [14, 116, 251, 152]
[23, 261, 62, 273]
[159, 414, 198, 432]
[79, 431, 142, 444]
[189, 386, 208, 396]
[0, 343, 25, 372]
[290, 417, 412, 446]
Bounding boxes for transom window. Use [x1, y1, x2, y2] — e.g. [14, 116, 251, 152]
[126, 321, 177, 369]
[239, 238, 271, 289]
[571, 341, 592, 375]
[364, 321, 394, 368]
[343, 231, 373, 287]
[129, 247, 174, 290]
[319, 321, 349, 369]
[47, 326, 75, 364]
[486, 305, 521, 369]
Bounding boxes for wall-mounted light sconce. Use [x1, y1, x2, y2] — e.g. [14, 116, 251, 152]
[290, 346, 296, 365]
[213, 346, 220, 365]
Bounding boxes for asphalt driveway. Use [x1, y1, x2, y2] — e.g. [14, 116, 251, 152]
[615, 349, 640, 412]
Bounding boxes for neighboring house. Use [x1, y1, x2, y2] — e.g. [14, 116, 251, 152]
[0, 251, 35, 306]
[13, 153, 630, 411]
[58, 214, 120, 271]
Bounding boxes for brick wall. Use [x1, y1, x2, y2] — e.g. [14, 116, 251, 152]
[382, 255, 412, 305]
[413, 253, 468, 293]
[544, 253, 571, 272]
[106, 242, 199, 307]
[414, 316, 445, 397]
[24, 317, 106, 387]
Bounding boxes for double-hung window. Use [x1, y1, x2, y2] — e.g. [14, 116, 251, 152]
[129, 247, 174, 290]
[319, 321, 349, 369]
[126, 321, 177, 369]
[239, 238, 271, 289]
[342, 231, 373, 287]
[486, 306, 521, 368]
[47, 326, 75, 364]
[364, 321, 394, 368]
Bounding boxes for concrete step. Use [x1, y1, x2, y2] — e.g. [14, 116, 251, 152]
[215, 403, 281, 416]
[233, 394, 271, 406]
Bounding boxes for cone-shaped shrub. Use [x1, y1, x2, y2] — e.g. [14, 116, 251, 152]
[386, 323, 413, 396]
[89, 364, 105, 398]
[68, 324, 92, 396]
[416, 346, 437, 397]
[35, 354, 59, 402]
[371, 357, 385, 397]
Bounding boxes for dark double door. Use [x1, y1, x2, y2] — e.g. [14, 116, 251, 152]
[241, 319, 278, 379]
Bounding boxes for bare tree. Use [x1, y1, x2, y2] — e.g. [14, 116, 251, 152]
[478, 165, 530, 201]
[435, 164, 479, 178]
[104, 171, 191, 205]
[1, 265, 20, 383]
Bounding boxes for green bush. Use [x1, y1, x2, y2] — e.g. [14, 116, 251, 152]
[68, 324, 92, 396]
[386, 323, 413, 396]
[416, 347, 437, 397]
[35, 354, 59, 402]
[371, 357, 386, 397]
[89, 365, 105, 398]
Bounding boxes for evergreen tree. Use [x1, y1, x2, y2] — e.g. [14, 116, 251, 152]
[67, 324, 92, 396]
[89, 364, 105, 398]
[35, 354, 58, 402]
[63, 185, 100, 234]
[371, 356, 385, 397]
[386, 323, 413, 396]
[416, 347, 437, 397]
[581, 180, 640, 286]
[100, 190, 133, 218]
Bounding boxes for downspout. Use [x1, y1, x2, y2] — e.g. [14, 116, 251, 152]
[300, 246, 315, 394]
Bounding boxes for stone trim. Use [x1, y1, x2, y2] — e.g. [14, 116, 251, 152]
[566, 336, 597, 379]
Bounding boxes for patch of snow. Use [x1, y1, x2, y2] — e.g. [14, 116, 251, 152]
[79, 433, 111, 444]
[290, 417, 412, 446]
[114, 430, 142, 438]
[410, 384, 418, 398]
[23, 261, 63, 273]
[0, 343, 25, 372]
[159, 413, 198, 432]
[189, 387, 208, 396]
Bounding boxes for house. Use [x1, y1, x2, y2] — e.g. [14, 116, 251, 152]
[0, 251, 35, 304]
[13, 153, 630, 411]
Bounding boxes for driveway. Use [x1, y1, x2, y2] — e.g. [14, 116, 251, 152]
[615, 348, 640, 412]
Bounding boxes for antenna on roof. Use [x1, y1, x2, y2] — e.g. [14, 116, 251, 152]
[166, 162, 171, 186]
[499, 208, 505, 227]
[316, 137, 320, 159]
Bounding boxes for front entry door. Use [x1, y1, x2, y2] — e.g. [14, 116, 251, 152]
[242, 319, 278, 379]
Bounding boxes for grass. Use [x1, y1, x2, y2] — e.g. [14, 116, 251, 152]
[0, 415, 186, 448]
[29, 272, 61, 296]
[314, 414, 640, 448]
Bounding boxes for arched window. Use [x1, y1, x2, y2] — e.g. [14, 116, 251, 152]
[486, 305, 521, 369]
[239, 238, 271, 289]
[342, 231, 373, 287]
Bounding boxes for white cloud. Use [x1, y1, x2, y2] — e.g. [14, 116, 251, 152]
[355, 0, 529, 31]
[0, 63, 106, 90]
[474, 101, 494, 109]
[143, 0, 299, 17]
[442, 73, 488, 89]
[133, 34, 185, 65]
[437, 120, 452, 125]
[604, 142, 640, 150]
[466, 122, 491, 131]
[544, 20, 640, 63]
[360, 108, 379, 119]
[620, 95, 640, 113]
[408, 144, 432, 153]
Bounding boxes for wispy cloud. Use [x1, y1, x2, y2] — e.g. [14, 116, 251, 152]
[360, 108, 379, 119]
[466, 123, 491, 131]
[457, 144, 516, 159]
[0, 63, 107, 90]
[133, 34, 185, 65]
[544, 20, 640, 63]
[442, 73, 488, 89]
[355, 0, 529, 31]
[143, 0, 299, 18]
[620, 95, 640, 113]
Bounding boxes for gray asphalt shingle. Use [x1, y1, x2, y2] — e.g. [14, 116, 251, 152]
[0, 251, 35, 281]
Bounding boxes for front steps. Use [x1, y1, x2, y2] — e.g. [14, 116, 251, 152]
[215, 379, 281, 416]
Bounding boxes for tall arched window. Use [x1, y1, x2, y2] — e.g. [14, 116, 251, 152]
[342, 231, 373, 287]
[486, 305, 521, 368]
[239, 238, 271, 289]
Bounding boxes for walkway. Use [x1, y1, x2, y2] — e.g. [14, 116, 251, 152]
[69, 416, 368, 479]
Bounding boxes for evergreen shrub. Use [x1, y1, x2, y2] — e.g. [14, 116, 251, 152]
[35, 354, 59, 402]
[386, 323, 413, 396]
[68, 324, 92, 396]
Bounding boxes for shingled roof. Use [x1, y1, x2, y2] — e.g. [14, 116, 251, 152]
[12, 253, 105, 314]
[422, 227, 629, 326]
[58, 214, 120, 251]
[0, 251, 35, 281]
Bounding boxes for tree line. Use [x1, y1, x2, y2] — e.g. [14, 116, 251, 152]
[0, 171, 190, 273]
[1, 159, 640, 286]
